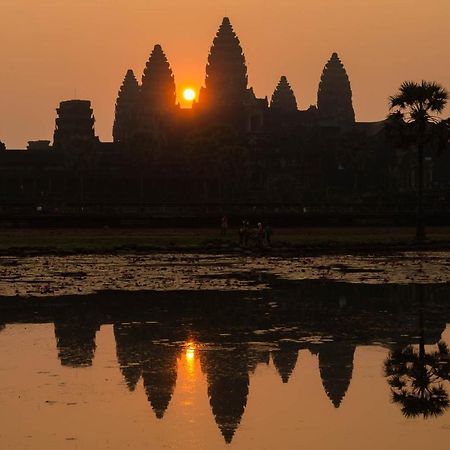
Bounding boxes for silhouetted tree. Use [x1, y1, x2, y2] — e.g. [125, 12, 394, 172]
[389, 81, 449, 241]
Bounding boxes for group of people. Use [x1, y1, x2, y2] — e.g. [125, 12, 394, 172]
[220, 216, 273, 247]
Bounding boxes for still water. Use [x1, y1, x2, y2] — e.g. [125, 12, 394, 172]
[1, 281, 450, 449]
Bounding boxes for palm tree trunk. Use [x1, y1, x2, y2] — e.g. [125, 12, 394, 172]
[416, 141, 425, 241]
[418, 284, 425, 361]
[139, 172, 144, 214]
[80, 174, 84, 210]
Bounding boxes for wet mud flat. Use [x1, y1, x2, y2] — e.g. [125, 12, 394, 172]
[2, 260, 450, 449]
[1, 251, 450, 298]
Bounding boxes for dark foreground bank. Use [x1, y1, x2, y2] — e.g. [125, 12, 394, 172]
[2, 226, 450, 256]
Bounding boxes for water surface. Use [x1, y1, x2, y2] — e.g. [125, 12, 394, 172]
[1, 281, 450, 449]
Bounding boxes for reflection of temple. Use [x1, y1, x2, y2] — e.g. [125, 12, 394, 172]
[54, 317, 100, 367]
[318, 342, 355, 408]
[142, 345, 181, 419]
[114, 322, 183, 419]
[272, 341, 299, 384]
[114, 323, 145, 391]
[200, 346, 250, 443]
[3, 281, 450, 441]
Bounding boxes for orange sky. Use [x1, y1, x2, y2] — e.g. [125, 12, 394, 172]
[1, 0, 449, 148]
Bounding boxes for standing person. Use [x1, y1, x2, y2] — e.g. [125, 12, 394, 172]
[257, 222, 264, 247]
[264, 223, 273, 247]
[221, 215, 228, 235]
[239, 220, 246, 246]
[241, 220, 250, 247]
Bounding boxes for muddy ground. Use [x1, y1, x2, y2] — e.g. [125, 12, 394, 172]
[1, 252, 450, 297]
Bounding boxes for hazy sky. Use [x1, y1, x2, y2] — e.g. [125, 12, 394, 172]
[1, 0, 449, 148]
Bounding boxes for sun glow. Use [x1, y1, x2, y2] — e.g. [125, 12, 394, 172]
[184, 341, 197, 375]
[186, 343, 195, 361]
[183, 88, 196, 102]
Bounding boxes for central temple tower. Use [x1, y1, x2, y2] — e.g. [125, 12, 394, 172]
[198, 17, 266, 132]
[199, 17, 248, 110]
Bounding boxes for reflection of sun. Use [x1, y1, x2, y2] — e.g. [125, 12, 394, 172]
[186, 345, 195, 361]
[184, 341, 197, 376]
[183, 88, 196, 102]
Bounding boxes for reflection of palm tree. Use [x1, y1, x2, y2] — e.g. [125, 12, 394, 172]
[384, 285, 450, 418]
[384, 342, 449, 418]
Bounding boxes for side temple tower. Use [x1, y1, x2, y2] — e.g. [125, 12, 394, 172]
[140, 44, 177, 131]
[53, 100, 96, 150]
[270, 76, 298, 114]
[113, 69, 140, 143]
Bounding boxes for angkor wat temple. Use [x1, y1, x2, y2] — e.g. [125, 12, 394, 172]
[1, 17, 449, 220]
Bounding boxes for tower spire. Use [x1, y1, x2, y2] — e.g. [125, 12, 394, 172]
[200, 17, 248, 109]
[141, 44, 176, 114]
[113, 69, 140, 143]
[317, 52, 355, 124]
[270, 76, 298, 113]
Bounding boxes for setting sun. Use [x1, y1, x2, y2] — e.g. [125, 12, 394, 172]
[183, 88, 196, 102]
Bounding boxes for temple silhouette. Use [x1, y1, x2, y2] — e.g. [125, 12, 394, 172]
[1, 17, 448, 219]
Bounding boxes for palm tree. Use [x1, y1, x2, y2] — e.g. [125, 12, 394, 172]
[389, 81, 448, 241]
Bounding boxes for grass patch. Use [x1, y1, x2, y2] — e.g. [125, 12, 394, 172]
[1, 227, 450, 254]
